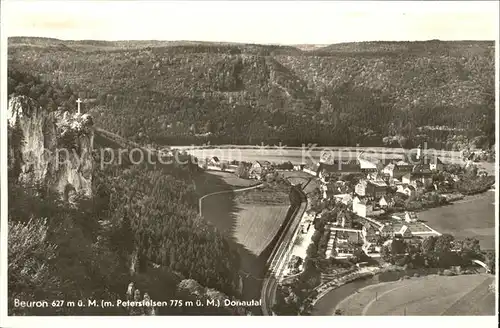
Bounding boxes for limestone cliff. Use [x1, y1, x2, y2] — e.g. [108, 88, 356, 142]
[7, 95, 94, 198]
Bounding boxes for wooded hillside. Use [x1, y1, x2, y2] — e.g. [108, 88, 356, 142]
[8, 38, 495, 149]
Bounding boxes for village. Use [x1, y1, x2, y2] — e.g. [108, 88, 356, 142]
[192, 144, 492, 278]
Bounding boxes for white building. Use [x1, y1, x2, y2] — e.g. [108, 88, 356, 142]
[352, 196, 373, 218]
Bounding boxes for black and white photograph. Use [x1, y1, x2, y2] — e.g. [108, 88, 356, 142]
[0, 0, 498, 325]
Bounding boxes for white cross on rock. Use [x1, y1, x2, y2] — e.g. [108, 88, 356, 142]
[76, 98, 83, 114]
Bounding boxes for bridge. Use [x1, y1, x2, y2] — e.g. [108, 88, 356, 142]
[472, 259, 491, 273]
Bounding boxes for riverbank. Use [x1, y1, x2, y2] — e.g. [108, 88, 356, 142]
[312, 268, 494, 316]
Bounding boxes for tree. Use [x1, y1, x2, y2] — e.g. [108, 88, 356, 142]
[483, 250, 495, 274]
[306, 243, 318, 259]
[351, 247, 368, 264]
[381, 245, 393, 263]
[459, 237, 481, 263]
[204, 120, 215, 134]
[391, 239, 406, 256]
[8, 219, 60, 315]
[279, 161, 294, 170]
[434, 234, 455, 267]
[422, 236, 437, 256]
[236, 162, 249, 178]
[435, 234, 454, 254]
[465, 164, 478, 178]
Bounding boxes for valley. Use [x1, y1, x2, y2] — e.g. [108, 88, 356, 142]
[6, 37, 496, 317]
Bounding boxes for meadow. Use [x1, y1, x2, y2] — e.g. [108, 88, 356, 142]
[335, 274, 495, 316]
[232, 205, 291, 256]
[418, 191, 495, 250]
[193, 170, 258, 196]
[279, 170, 320, 196]
[197, 173, 291, 257]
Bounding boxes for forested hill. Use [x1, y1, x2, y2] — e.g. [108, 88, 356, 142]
[8, 37, 495, 149]
[7, 69, 244, 315]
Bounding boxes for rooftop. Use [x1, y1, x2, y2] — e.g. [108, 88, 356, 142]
[256, 160, 271, 166]
[319, 161, 361, 173]
[368, 180, 388, 188]
[358, 158, 378, 169]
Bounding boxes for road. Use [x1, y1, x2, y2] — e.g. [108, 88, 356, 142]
[358, 216, 383, 228]
[261, 188, 308, 315]
[196, 176, 309, 315]
[197, 183, 263, 214]
[93, 131, 311, 315]
[329, 227, 361, 233]
[199, 179, 308, 315]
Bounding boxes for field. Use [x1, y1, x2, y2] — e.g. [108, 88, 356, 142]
[194, 170, 257, 196]
[281, 170, 310, 187]
[335, 274, 495, 315]
[231, 204, 291, 256]
[377, 218, 437, 235]
[235, 183, 290, 205]
[200, 182, 291, 256]
[279, 170, 320, 196]
[418, 191, 495, 250]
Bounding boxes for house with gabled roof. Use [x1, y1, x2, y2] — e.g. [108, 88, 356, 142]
[355, 179, 388, 198]
[352, 196, 373, 218]
[392, 211, 418, 223]
[402, 168, 433, 188]
[404, 145, 444, 171]
[208, 156, 221, 166]
[395, 159, 412, 167]
[394, 225, 413, 238]
[294, 163, 306, 171]
[358, 158, 378, 173]
[249, 160, 273, 180]
[321, 183, 335, 199]
[409, 179, 426, 195]
[362, 223, 379, 240]
[379, 224, 394, 238]
[333, 193, 354, 206]
[303, 161, 320, 176]
[428, 157, 444, 171]
[382, 162, 413, 179]
[396, 184, 416, 198]
[379, 195, 395, 209]
[317, 161, 362, 180]
[404, 212, 418, 222]
[367, 170, 390, 182]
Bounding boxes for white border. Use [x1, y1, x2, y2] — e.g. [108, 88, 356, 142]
[1, 1, 499, 327]
[494, 0, 499, 320]
[1, 0, 9, 323]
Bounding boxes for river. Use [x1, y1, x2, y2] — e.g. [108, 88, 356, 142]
[313, 190, 496, 315]
[175, 145, 468, 166]
[312, 270, 494, 316]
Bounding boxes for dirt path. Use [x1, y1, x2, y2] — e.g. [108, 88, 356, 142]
[198, 183, 263, 214]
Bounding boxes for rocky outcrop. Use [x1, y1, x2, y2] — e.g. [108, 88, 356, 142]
[7, 95, 94, 198]
[125, 282, 156, 316]
[177, 279, 251, 315]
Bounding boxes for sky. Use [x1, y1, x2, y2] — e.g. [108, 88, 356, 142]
[1, 0, 499, 44]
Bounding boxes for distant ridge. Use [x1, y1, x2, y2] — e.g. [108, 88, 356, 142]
[8, 37, 494, 148]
